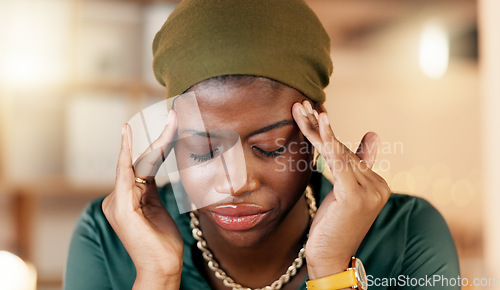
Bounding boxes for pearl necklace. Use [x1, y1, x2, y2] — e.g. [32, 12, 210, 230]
[189, 186, 317, 290]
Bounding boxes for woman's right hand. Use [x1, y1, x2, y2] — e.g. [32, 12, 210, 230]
[102, 110, 183, 290]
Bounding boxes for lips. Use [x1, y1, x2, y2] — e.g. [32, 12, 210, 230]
[210, 204, 269, 231]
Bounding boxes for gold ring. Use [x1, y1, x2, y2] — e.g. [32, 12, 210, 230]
[135, 177, 147, 184]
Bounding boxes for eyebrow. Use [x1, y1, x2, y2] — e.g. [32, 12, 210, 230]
[246, 119, 294, 137]
[180, 120, 294, 138]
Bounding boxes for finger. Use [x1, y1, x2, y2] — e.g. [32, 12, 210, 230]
[317, 113, 358, 185]
[302, 100, 319, 130]
[315, 113, 362, 164]
[346, 156, 372, 184]
[317, 112, 347, 164]
[349, 137, 384, 184]
[355, 132, 379, 169]
[292, 102, 322, 150]
[115, 124, 135, 192]
[294, 104, 360, 186]
[133, 110, 178, 180]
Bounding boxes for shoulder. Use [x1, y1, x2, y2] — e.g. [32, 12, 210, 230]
[81, 196, 107, 222]
[66, 196, 135, 289]
[69, 195, 128, 260]
[379, 193, 439, 224]
[360, 193, 460, 289]
[360, 193, 444, 251]
[71, 196, 110, 241]
[378, 193, 455, 245]
[365, 192, 456, 251]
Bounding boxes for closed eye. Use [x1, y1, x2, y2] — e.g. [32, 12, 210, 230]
[190, 148, 220, 163]
[253, 146, 285, 158]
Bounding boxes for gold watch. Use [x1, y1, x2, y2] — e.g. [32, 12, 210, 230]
[306, 257, 368, 290]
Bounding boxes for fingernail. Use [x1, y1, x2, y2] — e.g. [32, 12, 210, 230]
[121, 125, 126, 135]
[313, 110, 319, 120]
[299, 106, 307, 116]
[305, 101, 313, 114]
[323, 114, 330, 125]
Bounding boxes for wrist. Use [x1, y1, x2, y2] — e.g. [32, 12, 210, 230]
[133, 272, 181, 290]
[133, 253, 183, 280]
[306, 256, 351, 280]
[306, 257, 368, 290]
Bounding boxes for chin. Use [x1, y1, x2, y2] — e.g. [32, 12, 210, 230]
[219, 227, 274, 248]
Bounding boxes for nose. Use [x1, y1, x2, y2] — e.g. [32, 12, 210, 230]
[214, 139, 261, 196]
[214, 168, 261, 196]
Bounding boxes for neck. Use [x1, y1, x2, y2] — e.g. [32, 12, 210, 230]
[197, 193, 311, 288]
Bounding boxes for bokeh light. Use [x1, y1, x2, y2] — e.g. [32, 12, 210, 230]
[0, 251, 36, 290]
[419, 21, 449, 79]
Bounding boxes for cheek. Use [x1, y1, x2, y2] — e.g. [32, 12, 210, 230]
[174, 145, 216, 206]
[270, 138, 314, 175]
[261, 139, 314, 198]
[178, 165, 214, 206]
[174, 143, 248, 208]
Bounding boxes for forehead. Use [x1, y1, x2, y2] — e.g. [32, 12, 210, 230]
[194, 77, 303, 108]
[174, 78, 306, 134]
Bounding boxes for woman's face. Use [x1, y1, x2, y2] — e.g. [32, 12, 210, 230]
[173, 77, 314, 247]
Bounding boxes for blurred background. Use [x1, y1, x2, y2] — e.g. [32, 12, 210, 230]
[0, 0, 498, 289]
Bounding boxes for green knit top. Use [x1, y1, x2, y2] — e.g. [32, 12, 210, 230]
[65, 174, 460, 290]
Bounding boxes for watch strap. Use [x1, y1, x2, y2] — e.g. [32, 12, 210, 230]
[306, 268, 357, 289]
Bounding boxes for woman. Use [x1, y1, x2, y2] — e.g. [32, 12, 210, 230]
[65, 0, 460, 289]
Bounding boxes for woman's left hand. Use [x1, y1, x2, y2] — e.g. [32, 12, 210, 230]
[292, 100, 391, 279]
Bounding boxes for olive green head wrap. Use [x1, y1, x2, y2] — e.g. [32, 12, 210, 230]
[152, 0, 333, 103]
